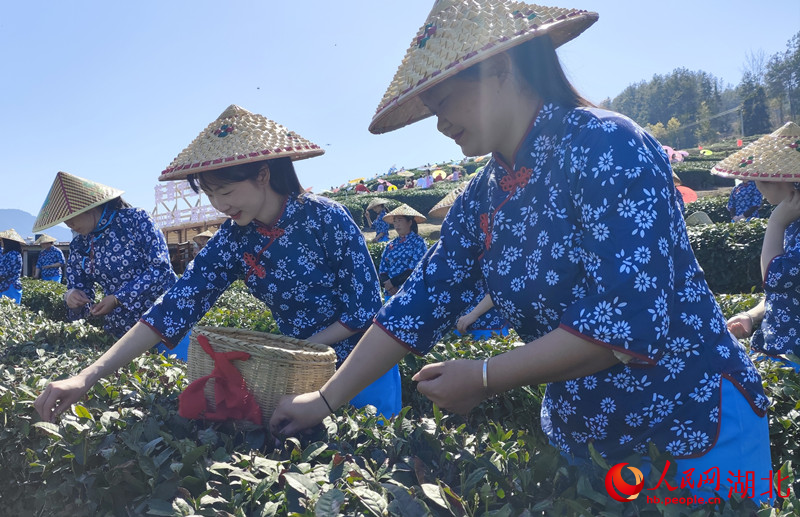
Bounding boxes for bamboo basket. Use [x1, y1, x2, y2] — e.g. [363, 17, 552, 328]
[186, 326, 337, 426]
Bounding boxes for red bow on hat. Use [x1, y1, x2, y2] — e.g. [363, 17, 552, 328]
[178, 335, 262, 425]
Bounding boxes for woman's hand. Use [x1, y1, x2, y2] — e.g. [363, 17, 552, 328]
[34, 374, 92, 423]
[770, 189, 800, 228]
[382, 279, 396, 294]
[90, 295, 119, 317]
[456, 313, 478, 334]
[727, 313, 754, 339]
[413, 359, 487, 414]
[270, 391, 331, 437]
[65, 289, 92, 309]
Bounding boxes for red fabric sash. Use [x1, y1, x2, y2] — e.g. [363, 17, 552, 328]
[178, 335, 262, 425]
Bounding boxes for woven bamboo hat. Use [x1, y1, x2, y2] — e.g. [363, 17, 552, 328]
[367, 197, 391, 211]
[428, 181, 469, 218]
[159, 105, 325, 181]
[711, 122, 800, 182]
[33, 171, 124, 232]
[34, 234, 57, 245]
[0, 229, 26, 245]
[369, 0, 598, 134]
[193, 230, 215, 243]
[384, 204, 428, 225]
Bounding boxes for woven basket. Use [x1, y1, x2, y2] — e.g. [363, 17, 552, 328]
[186, 326, 337, 426]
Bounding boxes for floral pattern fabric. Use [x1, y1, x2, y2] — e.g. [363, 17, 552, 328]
[727, 181, 763, 220]
[379, 232, 428, 280]
[460, 280, 509, 332]
[375, 104, 768, 463]
[67, 207, 177, 338]
[36, 246, 65, 280]
[752, 219, 800, 358]
[372, 210, 390, 242]
[142, 193, 382, 365]
[0, 250, 22, 292]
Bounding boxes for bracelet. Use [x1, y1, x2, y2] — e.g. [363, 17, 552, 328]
[318, 389, 334, 413]
[482, 357, 490, 391]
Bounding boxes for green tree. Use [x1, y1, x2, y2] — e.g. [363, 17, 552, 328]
[742, 86, 772, 136]
[694, 101, 714, 143]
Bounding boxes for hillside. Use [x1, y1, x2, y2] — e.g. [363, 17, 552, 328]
[0, 209, 73, 242]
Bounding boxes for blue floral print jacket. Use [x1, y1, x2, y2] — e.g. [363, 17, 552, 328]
[727, 181, 763, 220]
[142, 193, 382, 365]
[379, 232, 428, 286]
[752, 219, 800, 358]
[0, 250, 22, 291]
[67, 207, 177, 338]
[375, 104, 768, 463]
[36, 246, 65, 280]
[372, 210, 390, 242]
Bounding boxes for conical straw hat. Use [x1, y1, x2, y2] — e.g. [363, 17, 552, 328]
[193, 230, 215, 243]
[33, 171, 124, 232]
[428, 181, 469, 218]
[159, 105, 325, 181]
[711, 122, 800, 182]
[34, 234, 57, 245]
[367, 197, 391, 211]
[384, 204, 428, 224]
[0, 229, 27, 245]
[369, 0, 598, 134]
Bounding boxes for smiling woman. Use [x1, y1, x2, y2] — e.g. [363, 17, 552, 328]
[34, 104, 402, 426]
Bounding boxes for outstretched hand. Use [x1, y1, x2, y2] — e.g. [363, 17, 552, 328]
[34, 374, 92, 423]
[413, 359, 487, 415]
[269, 391, 331, 437]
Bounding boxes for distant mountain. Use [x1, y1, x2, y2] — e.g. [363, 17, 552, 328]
[0, 209, 74, 243]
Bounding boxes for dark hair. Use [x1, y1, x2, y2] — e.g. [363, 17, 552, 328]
[187, 157, 302, 196]
[2, 239, 21, 253]
[102, 196, 132, 211]
[456, 35, 593, 109]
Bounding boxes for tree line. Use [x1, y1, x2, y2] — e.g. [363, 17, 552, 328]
[600, 31, 799, 148]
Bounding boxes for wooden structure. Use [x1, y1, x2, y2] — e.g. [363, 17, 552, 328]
[151, 180, 226, 273]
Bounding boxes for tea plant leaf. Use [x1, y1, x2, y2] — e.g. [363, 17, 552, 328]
[72, 404, 93, 421]
[350, 485, 388, 517]
[301, 441, 328, 463]
[315, 488, 345, 516]
[383, 483, 430, 517]
[32, 421, 62, 439]
[283, 471, 320, 497]
[420, 483, 448, 509]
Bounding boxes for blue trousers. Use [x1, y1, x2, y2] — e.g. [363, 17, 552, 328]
[349, 363, 402, 418]
[154, 333, 191, 361]
[0, 286, 21, 304]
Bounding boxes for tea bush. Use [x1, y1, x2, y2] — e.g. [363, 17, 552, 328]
[3, 285, 800, 516]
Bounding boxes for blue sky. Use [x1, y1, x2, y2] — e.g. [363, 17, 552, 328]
[1, 0, 798, 227]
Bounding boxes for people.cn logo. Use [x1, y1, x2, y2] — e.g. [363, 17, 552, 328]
[605, 463, 644, 502]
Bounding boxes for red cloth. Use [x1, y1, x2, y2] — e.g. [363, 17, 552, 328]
[178, 334, 262, 425]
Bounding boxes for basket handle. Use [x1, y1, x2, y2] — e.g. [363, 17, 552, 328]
[178, 334, 262, 425]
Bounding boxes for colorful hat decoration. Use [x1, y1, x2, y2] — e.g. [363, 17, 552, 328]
[369, 0, 598, 134]
[159, 104, 325, 181]
[367, 197, 391, 211]
[384, 203, 428, 225]
[193, 230, 215, 243]
[33, 171, 124, 232]
[711, 122, 800, 182]
[34, 234, 57, 245]
[0, 229, 27, 245]
[428, 181, 469, 218]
